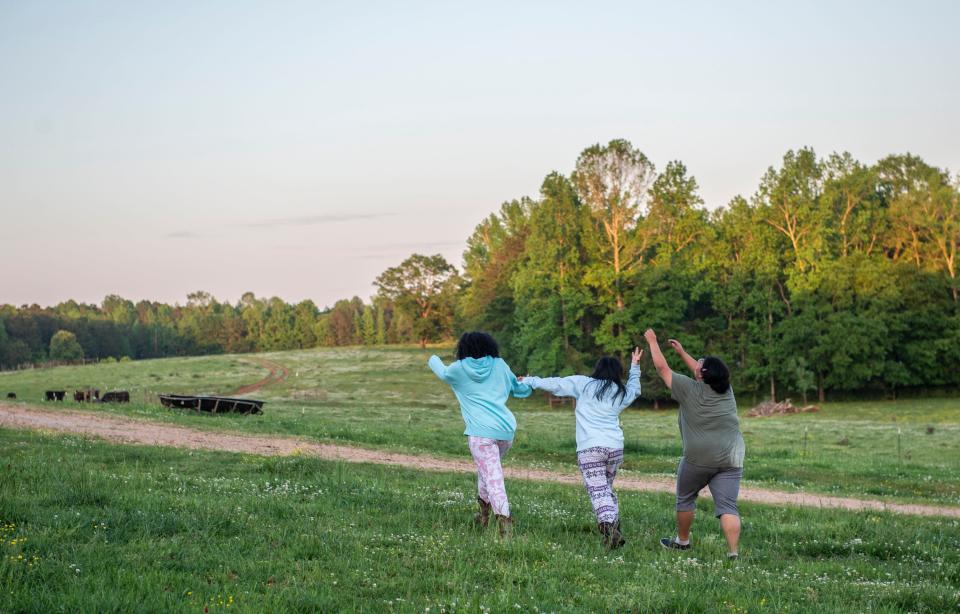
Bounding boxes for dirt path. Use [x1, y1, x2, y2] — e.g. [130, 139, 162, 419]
[1, 403, 958, 519]
[230, 358, 289, 396]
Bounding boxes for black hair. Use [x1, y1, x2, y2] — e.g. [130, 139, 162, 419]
[456, 331, 500, 360]
[700, 356, 731, 394]
[588, 356, 626, 404]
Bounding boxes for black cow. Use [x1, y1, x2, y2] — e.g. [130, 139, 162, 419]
[101, 390, 130, 404]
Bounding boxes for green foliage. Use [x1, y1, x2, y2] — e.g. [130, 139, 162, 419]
[375, 304, 387, 345]
[361, 306, 376, 346]
[512, 173, 591, 374]
[454, 141, 960, 399]
[48, 330, 83, 362]
[375, 254, 460, 348]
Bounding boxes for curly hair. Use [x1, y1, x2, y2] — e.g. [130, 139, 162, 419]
[456, 332, 500, 360]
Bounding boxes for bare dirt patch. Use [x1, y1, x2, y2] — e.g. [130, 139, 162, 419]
[1, 403, 957, 518]
[747, 399, 820, 417]
[230, 358, 289, 396]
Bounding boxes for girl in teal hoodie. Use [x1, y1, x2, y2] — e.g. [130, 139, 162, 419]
[428, 332, 532, 536]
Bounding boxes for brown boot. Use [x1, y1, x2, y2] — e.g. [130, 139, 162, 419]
[598, 522, 612, 548]
[496, 514, 513, 539]
[474, 497, 492, 528]
[607, 520, 625, 550]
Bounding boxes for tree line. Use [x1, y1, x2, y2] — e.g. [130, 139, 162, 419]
[2, 139, 958, 401]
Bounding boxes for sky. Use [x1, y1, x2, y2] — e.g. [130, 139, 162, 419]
[1, 0, 958, 309]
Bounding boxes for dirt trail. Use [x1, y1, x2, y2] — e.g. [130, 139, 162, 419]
[1, 403, 958, 519]
[230, 358, 289, 396]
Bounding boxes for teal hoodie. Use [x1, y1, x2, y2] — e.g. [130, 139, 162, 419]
[428, 355, 533, 441]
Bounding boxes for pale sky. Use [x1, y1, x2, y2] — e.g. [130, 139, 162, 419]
[2, 1, 958, 309]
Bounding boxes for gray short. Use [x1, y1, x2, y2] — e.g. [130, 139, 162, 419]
[675, 458, 742, 518]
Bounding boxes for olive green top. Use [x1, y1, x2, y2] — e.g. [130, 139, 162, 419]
[670, 373, 745, 468]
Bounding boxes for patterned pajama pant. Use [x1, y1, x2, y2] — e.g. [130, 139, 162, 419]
[576, 447, 624, 523]
[467, 436, 513, 517]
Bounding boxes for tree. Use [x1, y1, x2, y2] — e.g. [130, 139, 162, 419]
[821, 152, 886, 257]
[292, 300, 319, 349]
[361, 306, 376, 345]
[375, 254, 460, 348]
[0, 318, 8, 368]
[573, 139, 656, 312]
[49, 329, 83, 362]
[573, 139, 656, 352]
[458, 199, 532, 349]
[756, 148, 825, 274]
[645, 160, 710, 263]
[375, 304, 387, 345]
[878, 155, 959, 301]
[512, 172, 592, 374]
[239, 292, 266, 350]
[326, 298, 363, 346]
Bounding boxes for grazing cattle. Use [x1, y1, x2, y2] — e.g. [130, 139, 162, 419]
[101, 390, 130, 403]
[44, 390, 66, 401]
[74, 389, 101, 402]
[5, 392, 15, 399]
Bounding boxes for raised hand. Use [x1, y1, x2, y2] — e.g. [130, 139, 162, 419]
[643, 328, 657, 344]
[667, 338, 684, 353]
[631, 346, 643, 365]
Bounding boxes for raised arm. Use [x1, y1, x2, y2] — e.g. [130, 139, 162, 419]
[667, 339, 702, 380]
[427, 355, 453, 383]
[618, 346, 643, 410]
[644, 329, 673, 389]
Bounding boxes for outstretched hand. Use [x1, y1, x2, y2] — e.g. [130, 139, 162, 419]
[667, 338, 683, 353]
[631, 346, 643, 365]
[643, 328, 657, 344]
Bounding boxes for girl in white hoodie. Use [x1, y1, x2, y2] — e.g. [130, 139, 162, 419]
[522, 347, 641, 548]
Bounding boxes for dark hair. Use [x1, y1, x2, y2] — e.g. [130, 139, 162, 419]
[700, 356, 731, 394]
[456, 331, 500, 360]
[588, 356, 626, 404]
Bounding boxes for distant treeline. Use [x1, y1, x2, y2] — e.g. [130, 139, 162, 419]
[2, 140, 958, 401]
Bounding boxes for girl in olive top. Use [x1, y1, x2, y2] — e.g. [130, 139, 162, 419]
[644, 328, 745, 560]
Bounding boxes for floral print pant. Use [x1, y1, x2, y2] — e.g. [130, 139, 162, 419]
[467, 436, 513, 517]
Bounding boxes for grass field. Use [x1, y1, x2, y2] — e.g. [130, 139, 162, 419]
[1, 428, 958, 613]
[2, 346, 958, 506]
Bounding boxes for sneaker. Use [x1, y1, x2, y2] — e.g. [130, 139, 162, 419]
[659, 537, 691, 550]
[727, 553, 739, 561]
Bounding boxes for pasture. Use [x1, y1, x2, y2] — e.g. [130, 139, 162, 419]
[1, 346, 958, 506]
[1, 428, 958, 613]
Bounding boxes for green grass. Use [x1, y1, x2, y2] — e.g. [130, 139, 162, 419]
[1, 428, 958, 613]
[2, 346, 959, 505]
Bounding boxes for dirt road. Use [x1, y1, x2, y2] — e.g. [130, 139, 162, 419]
[230, 358, 289, 396]
[1, 403, 957, 519]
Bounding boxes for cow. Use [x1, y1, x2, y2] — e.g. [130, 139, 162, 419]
[101, 390, 130, 403]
